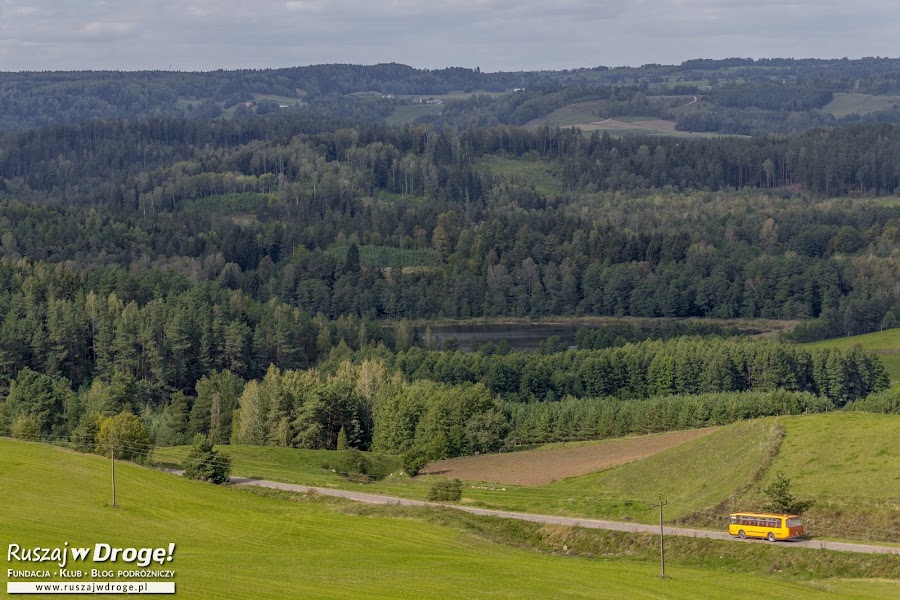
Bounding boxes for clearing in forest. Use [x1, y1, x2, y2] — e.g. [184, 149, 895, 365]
[420, 427, 716, 486]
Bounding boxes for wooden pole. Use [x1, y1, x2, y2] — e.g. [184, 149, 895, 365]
[653, 494, 667, 577]
[111, 440, 117, 507]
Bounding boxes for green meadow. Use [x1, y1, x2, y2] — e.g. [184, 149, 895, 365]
[823, 93, 900, 118]
[9, 439, 899, 598]
[156, 413, 900, 544]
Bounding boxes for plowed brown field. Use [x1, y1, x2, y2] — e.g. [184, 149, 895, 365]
[420, 428, 718, 486]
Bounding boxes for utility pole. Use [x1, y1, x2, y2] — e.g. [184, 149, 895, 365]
[652, 494, 667, 578]
[110, 440, 117, 508]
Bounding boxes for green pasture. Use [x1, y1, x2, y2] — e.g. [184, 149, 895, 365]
[476, 156, 564, 196]
[9, 439, 893, 599]
[823, 93, 900, 118]
[385, 104, 442, 125]
[771, 413, 900, 500]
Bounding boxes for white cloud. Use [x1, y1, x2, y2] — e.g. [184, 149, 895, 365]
[78, 20, 139, 39]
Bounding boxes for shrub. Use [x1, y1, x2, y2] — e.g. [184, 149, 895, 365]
[10, 414, 42, 440]
[183, 434, 232, 484]
[845, 389, 900, 414]
[402, 448, 428, 477]
[428, 479, 463, 502]
[335, 448, 370, 482]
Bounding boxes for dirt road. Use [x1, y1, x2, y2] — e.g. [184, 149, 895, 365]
[225, 476, 900, 556]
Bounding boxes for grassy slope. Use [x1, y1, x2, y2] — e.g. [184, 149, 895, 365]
[823, 93, 900, 118]
[765, 413, 900, 542]
[157, 413, 900, 544]
[462, 420, 777, 522]
[803, 327, 900, 387]
[773, 413, 900, 500]
[6, 439, 888, 600]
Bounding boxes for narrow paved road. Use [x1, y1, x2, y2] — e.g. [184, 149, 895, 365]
[219, 475, 899, 556]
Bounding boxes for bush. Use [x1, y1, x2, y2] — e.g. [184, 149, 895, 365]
[183, 434, 232, 484]
[845, 389, 900, 414]
[428, 479, 463, 502]
[335, 448, 370, 482]
[10, 414, 42, 440]
[402, 448, 428, 477]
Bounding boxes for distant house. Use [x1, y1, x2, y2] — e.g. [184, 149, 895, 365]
[513, 87, 526, 92]
[242, 102, 254, 108]
[382, 94, 396, 99]
[425, 98, 443, 105]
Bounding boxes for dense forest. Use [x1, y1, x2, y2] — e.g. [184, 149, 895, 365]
[1, 62, 899, 461]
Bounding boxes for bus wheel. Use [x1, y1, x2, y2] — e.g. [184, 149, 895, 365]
[767, 533, 776, 542]
[738, 530, 746, 539]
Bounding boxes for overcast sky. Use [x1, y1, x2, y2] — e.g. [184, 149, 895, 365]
[1, 0, 897, 72]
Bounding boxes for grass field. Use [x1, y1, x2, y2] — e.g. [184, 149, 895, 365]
[673, 413, 900, 543]
[476, 156, 564, 196]
[823, 93, 900, 118]
[803, 328, 900, 386]
[524, 100, 605, 127]
[524, 100, 734, 138]
[772, 414, 900, 500]
[420, 427, 717, 486]
[9, 439, 895, 599]
[385, 104, 442, 125]
[156, 412, 900, 544]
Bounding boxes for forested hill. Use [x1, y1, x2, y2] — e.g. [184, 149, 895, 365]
[4, 57, 900, 131]
[0, 113, 898, 395]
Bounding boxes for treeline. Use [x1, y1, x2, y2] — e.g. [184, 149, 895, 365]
[708, 84, 833, 112]
[676, 106, 836, 136]
[503, 390, 832, 444]
[388, 339, 888, 404]
[574, 321, 743, 349]
[2, 348, 886, 468]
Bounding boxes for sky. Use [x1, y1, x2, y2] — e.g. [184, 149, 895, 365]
[0, 0, 898, 73]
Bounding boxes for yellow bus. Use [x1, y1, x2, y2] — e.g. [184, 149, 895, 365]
[728, 512, 804, 542]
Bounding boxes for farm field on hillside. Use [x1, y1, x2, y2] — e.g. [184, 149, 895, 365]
[823, 93, 900, 118]
[679, 413, 900, 543]
[460, 420, 778, 523]
[7, 439, 890, 600]
[524, 100, 732, 137]
[385, 104, 442, 125]
[772, 413, 900, 500]
[420, 427, 717, 485]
